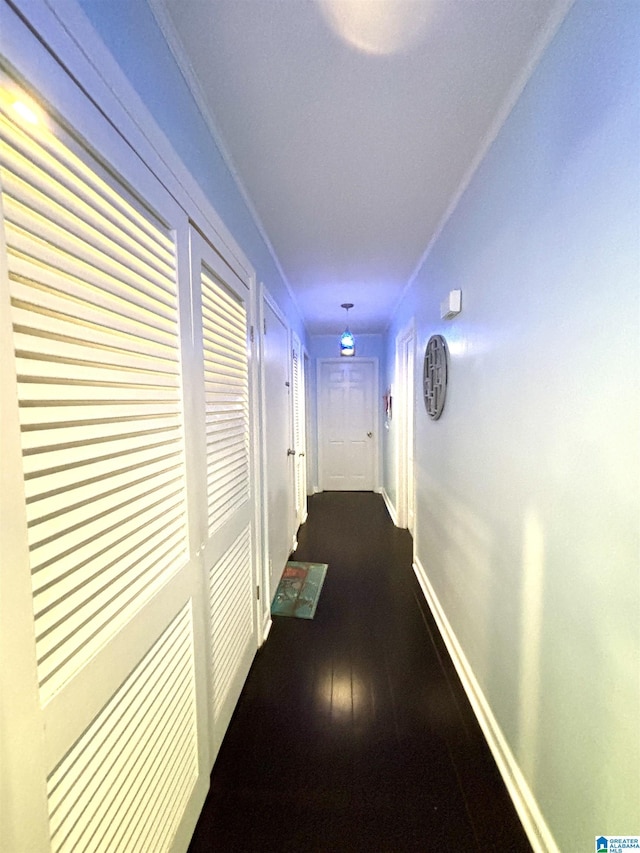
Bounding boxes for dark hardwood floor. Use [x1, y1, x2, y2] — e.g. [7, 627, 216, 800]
[188, 492, 532, 852]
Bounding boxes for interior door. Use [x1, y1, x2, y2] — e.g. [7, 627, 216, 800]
[0, 43, 209, 853]
[262, 293, 294, 599]
[189, 229, 258, 764]
[291, 333, 307, 527]
[304, 351, 314, 498]
[318, 358, 377, 491]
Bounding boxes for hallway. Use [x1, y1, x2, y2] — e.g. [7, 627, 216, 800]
[188, 493, 531, 852]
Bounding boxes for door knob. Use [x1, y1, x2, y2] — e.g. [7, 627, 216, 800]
[367, 431, 373, 438]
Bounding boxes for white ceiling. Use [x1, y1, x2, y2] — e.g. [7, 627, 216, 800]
[150, 0, 570, 335]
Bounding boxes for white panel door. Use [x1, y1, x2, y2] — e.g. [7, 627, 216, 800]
[0, 43, 209, 853]
[262, 294, 294, 599]
[304, 351, 314, 497]
[291, 333, 307, 527]
[318, 358, 377, 491]
[189, 229, 258, 764]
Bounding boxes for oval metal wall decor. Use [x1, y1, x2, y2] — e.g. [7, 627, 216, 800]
[423, 334, 448, 420]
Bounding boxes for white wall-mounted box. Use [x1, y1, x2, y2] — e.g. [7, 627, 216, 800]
[440, 289, 462, 319]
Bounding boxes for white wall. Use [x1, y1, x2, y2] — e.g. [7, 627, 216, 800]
[385, 1, 639, 850]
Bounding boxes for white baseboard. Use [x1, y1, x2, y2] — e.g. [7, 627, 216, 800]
[261, 614, 272, 645]
[412, 556, 559, 853]
[379, 487, 399, 526]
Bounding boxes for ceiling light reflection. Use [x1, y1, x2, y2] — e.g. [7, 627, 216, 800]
[11, 98, 41, 126]
[319, 670, 367, 722]
[318, 0, 434, 56]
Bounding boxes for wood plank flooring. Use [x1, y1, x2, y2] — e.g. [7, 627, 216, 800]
[188, 492, 532, 852]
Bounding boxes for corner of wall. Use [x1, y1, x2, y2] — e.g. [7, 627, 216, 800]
[380, 487, 399, 527]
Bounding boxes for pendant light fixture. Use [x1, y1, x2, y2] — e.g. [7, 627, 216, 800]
[340, 302, 355, 357]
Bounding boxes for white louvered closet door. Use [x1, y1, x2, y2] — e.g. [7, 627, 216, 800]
[189, 229, 258, 765]
[0, 55, 209, 853]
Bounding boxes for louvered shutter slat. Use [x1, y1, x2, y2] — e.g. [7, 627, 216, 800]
[202, 336, 246, 362]
[18, 415, 182, 453]
[210, 528, 253, 714]
[0, 135, 174, 268]
[200, 267, 249, 535]
[9, 250, 179, 328]
[1, 93, 188, 703]
[46, 606, 198, 853]
[10, 276, 178, 347]
[0, 115, 174, 256]
[13, 327, 179, 372]
[2, 168, 174, 281]
[23, 441, 182, 494]
[12, 306, 179, 360]
[47, 610, 191, 822]
[21, 429, 182, 474]
[27, 455, 183, 537]
[36, 542, 187, 690]
[17, 357, 177, 384]
[30, 496, 184, 594]
[33, 529, 185, 626]
[19, 383, 180, 405]
[34, 529, 186, 647]
[5, 206, 175, 305]
[28, 467, 184, 554]
[206, 427, 245, 448]
[18, 403, 182, 430]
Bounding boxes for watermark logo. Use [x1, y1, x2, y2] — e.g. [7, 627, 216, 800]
[596, 838, 640, 852]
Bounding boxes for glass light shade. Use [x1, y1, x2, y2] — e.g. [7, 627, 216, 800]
[340, 328, 355, 357]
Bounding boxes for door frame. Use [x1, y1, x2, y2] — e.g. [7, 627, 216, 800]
[188, 226, 261, 766]
[317, 357, 380, 492]
[258, 284, 295, 633]
[395, 322, 416, 533]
